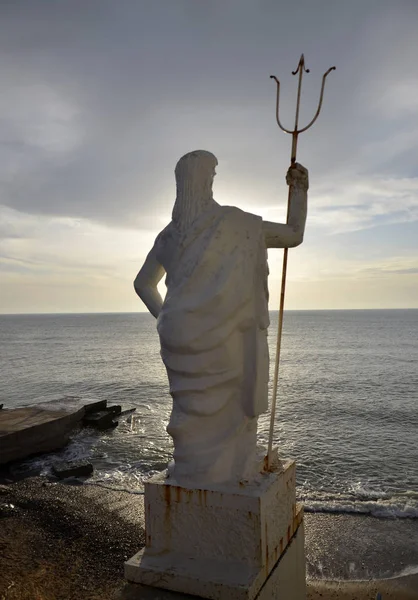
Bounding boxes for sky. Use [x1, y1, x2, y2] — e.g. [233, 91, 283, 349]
[0, 0, 417, 314]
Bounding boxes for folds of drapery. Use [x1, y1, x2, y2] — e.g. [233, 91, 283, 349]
[156, 203, 270, 418]
[154, 203, 270, 484]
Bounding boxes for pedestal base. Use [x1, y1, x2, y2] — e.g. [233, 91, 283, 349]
[125, 521, 305, 600]
[125, 459, 306, 600]
[257, 522, 306, 599]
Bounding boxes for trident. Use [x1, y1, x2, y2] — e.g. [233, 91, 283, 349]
[267, 55, 335, 468]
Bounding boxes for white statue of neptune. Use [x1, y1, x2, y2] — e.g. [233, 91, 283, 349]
[134, 150, 308, 487]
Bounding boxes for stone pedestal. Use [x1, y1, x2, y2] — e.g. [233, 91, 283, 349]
[125, 460, 305, 600]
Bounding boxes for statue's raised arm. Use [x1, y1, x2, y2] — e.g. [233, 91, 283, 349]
[263, 162, 309, 248]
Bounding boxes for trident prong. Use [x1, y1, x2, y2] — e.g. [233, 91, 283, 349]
[298, 66, 336, 133]
[270, 55, 335, 162]
[266, 55, 335, 470]
[292, 53, 310, 75]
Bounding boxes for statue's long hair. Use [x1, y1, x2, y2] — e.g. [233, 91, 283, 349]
[172, 150, 217, 233]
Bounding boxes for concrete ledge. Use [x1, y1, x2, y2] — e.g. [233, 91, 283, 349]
[125, 550, 259, 600]
[0, 397, 104, 464]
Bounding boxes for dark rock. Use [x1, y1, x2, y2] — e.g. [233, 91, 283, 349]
[83, 399, 107, 414]
[107, 405, 122, 416]
[83, 410, 115, 430]
[119, 408, 137, 418]
[0, 404, 3, 410]
[0, 501, 17, 517]
[52, 460, 93, 479]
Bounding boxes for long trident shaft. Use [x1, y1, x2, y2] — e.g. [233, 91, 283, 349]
[267, 55, 335, 468]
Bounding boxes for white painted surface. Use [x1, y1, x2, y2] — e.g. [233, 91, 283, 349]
[124, 523, 305, 599]
[125, 520, 305, 600]
[125, 461, 304, 599]
[256, 522, 306, 600]
[134, 150, 308, 488]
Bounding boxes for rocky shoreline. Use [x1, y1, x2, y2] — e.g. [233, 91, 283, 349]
[0, 477, 144, 599]
[1, 477, 417, 599]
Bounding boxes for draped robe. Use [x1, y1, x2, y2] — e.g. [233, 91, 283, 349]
[155, 201, 270, 486]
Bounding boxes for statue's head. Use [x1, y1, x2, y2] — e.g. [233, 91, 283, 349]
[172, 150, 218, 232]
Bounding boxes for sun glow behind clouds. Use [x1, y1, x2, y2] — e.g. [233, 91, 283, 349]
[0, 206, 156, 313]
[0, 1, 417, 312]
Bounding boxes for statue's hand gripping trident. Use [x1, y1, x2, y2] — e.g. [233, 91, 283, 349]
[267, 55, 335, 468]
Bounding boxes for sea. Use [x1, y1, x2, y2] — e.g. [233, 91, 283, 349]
[1, 310, 418, 578]
[1, 310, 417, 516]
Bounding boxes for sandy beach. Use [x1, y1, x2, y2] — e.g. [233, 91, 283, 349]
[1, 477, 417, 600]
[308, 578, 418, 600]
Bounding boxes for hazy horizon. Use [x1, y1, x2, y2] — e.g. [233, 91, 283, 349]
[1, 308, 417, 317]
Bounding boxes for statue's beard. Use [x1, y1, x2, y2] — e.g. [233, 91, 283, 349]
[172, 176, 215, 234]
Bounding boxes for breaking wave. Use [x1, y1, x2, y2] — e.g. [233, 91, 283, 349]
[301, 489, 418, 519]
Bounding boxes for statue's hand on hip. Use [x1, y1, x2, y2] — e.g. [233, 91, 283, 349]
[286, 163, 309, 191]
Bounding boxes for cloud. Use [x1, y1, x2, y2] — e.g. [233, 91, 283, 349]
[321, 256, 418, 281]
[311, 176, 418, 233]
[0, 0, 417, 312]
[0, 0, 417, 231]
[256, 174, 418, 236]
[0, 206, 155, 281]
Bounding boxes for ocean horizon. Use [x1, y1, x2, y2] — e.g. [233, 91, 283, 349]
[2, 308, 417, 316]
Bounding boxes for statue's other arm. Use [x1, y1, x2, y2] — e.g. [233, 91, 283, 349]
[134, 246, 165, 319]
[263, 163, 308, 249]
